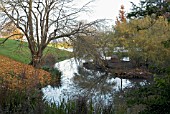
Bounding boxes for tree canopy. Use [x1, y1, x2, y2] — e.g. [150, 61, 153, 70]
[0, 0, 101, 67]
[114, 16, 170, 67]
[127, 0, 170, 20]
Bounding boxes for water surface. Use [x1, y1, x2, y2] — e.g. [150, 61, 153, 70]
[42, 58, 147, 106]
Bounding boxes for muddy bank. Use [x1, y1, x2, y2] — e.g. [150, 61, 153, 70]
[83, 60, 153, 79]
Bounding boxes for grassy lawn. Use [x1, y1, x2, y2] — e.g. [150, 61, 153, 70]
[0, 38, 72, 64]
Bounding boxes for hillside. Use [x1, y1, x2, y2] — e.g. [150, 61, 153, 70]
[0, 38, 71, 64]
[0, 55, 52, 90]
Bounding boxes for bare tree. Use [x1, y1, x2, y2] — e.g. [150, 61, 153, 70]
[0, 0, 100, 67]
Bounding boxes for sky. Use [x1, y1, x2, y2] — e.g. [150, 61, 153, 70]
[77, 0, 140, 23]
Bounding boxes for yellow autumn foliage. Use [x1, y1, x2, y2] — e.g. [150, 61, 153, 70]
[114, 16, 170, 66]
[0, 22, 24, 40]
[10, 28, 24, 40]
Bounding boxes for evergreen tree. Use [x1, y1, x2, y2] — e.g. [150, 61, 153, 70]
[127, 0, 170, 21]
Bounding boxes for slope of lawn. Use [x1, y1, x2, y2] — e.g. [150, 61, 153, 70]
[0, 38, 72, 64]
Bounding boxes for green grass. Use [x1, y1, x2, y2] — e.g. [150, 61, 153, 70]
[0, 38, 71, 64]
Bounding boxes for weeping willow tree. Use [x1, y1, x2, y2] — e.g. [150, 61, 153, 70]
[72, 26, 113, 69]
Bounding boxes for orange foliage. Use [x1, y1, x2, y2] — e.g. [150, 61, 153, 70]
[115, 5, 126, 25]
[0, 55, 51, 90]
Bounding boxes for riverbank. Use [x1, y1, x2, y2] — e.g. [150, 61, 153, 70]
[0, 56, 117, 114]
[83, 60, 153, 79]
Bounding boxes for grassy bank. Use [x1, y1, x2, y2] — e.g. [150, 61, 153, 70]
[0, 38, 71, 64]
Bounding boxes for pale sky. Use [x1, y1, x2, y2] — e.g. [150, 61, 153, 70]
[77, 0, 140, 22]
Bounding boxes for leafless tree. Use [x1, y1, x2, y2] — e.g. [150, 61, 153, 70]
[0, 0, 101, 67]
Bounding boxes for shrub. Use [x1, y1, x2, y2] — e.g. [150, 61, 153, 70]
[41, 54, 57, 68]
[41, 66, 62, 87]
[126, 74, 170, 114]
[0, 85, 43, 114]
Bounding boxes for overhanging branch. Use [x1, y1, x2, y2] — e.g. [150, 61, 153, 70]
[0, 33, 23, 44]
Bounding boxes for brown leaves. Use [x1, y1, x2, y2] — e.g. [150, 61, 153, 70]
[0, 55, 51, 90]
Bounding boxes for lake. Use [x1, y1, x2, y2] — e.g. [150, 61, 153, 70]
[42, 58, 149, 106]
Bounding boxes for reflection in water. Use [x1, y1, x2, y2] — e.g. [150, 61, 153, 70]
[42, 58, 149, 106]
[73, 66, 131, 106]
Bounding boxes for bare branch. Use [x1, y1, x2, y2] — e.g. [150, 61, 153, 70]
[0, 33, 23, 44]
[0, 0, 100, 67]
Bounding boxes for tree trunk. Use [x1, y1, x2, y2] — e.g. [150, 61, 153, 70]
[29, 51, 43, 68]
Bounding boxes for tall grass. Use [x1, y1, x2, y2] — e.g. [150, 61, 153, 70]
[43, 97, 115, 114]
[0, 86, 115, 114]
